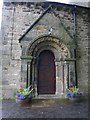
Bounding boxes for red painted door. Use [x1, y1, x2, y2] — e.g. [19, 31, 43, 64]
[38, 50, 56, 94]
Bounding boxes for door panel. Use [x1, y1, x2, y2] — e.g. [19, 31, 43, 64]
[38, 50, 56, 94]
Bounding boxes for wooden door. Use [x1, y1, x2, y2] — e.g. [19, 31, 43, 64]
[38, 50, 56, 94]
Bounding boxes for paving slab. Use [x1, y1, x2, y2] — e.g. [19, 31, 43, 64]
[1, 98, 89, 119]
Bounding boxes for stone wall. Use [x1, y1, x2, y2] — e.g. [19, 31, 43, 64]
[76, 8, 89, 94]
[1, 2, 44, 98]
[1, 2, 89, 98]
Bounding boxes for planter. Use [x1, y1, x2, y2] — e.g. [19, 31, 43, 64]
[68, 94, 84, 102]
[16, 94, 32, 106]
[66, 86, 83, 103]
[15, 85, 33, 106]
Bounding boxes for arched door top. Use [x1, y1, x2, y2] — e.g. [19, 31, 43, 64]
[26, 35, 70, 59]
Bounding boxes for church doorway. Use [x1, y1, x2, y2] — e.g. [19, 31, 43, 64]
[37, 50, 56, 95]
[22, 35, 72, 97]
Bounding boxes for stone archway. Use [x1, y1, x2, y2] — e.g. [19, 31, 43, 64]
[26, 35, 70, 97]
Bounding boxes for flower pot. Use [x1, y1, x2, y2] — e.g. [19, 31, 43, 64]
[68, 94, 83, 102]
[16, 94, 32, 106]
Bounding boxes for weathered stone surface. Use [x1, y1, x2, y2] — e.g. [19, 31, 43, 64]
[1, 2, 89, 98]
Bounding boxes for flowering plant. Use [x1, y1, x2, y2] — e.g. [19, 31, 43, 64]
[16, 85, 33, 100]
[66, 86, 83, 98]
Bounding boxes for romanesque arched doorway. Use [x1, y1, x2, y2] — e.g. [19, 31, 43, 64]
[37, 50, 56, 94]
[21, 35, 76, 98]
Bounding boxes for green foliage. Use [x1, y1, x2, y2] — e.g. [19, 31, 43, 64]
[17, 85, 33, 96]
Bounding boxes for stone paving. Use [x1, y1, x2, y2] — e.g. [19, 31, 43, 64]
[1, 98, 89, 119]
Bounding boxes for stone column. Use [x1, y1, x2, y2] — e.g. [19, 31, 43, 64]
[31, 60, 35, 85]
[21, 58, 32, 88]
[21, 59, 27, 87]
[27, 61, 31, 87]
[31, 59, 38, 97]
[63, 61, 68, 91]
[34, 58, 39, 97]
[61, 61, 69, 93]
[55, 61, 63, 96]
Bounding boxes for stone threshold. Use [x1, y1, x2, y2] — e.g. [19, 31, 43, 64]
[33, 94, 65, 99]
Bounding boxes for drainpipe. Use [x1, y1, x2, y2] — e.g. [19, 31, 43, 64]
[73, 6, 78, 87]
